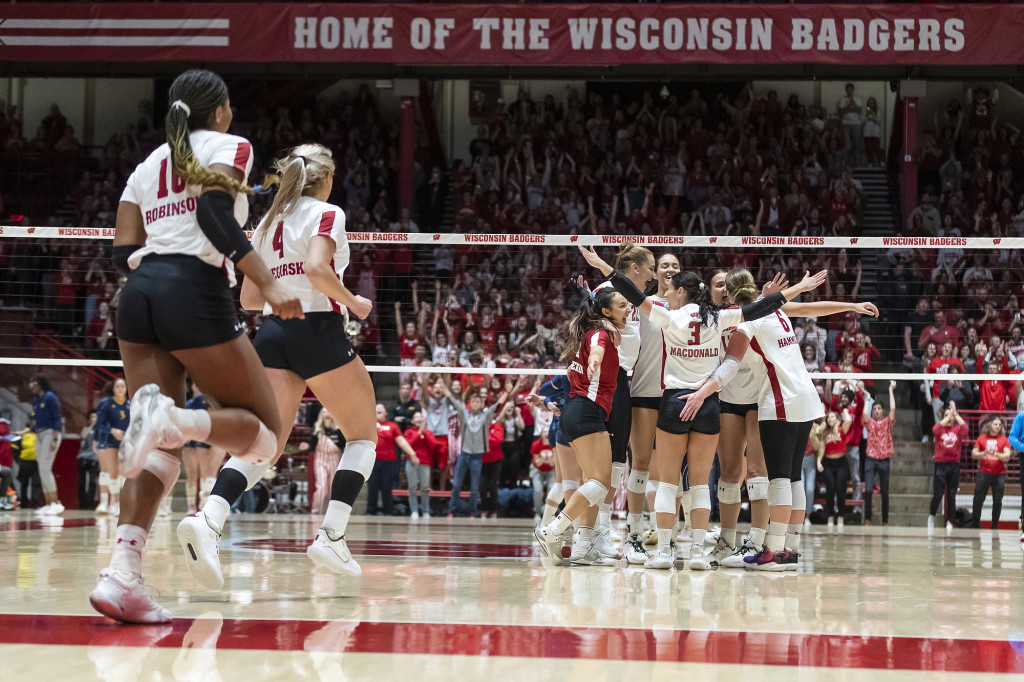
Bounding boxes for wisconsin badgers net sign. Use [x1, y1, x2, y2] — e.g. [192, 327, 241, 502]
[0, 3, 1018, 65]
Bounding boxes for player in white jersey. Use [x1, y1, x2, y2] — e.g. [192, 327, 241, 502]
[590, 242, 655, 559]
[579, 246, 826, 570]
[682, 267, 878, 571]
[624, 253, 679, 564]
[179, 143, 377, 582]
[90, 70, 303, 624]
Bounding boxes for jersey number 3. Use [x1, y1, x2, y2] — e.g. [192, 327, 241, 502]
[272, 222, 285, 258]
[157, 158, 186, 199]
[687, 320, 702, 346]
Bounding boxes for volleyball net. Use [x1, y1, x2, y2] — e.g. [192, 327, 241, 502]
[0, 227, 1021, 505]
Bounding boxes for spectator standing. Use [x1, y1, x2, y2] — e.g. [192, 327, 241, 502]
[863, 381, 896, 526]
[903, 298, 932, 363]
[389, 381, 420, 433]
[305, 410, 345, 517]
[940, 365, 976, 411]
[837, 83, 864, 166]
[529, 430, 556, 522]
[978, 362, 1018, 412]
[403, 411, 436, 520]
[926, 342, 965, 423]
[27, 374, 63, 515]
[1006, 405, 1024, 540]
[438, 377, 521, 518]
[817, 409, 853, 530]
[77, 410, 99, 511]
[422, 377, 453, 479]
[929, 401, 968, 532]
[480, 416, 505, 519]
[368, 404, 417, 516]
[971, 416, 1011, 529]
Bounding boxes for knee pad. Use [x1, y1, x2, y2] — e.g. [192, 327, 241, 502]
[746, 476, 769, 502]
[790, 480, 807, 512]
[645, 478, 658, 496]
[339, 440, 376, 480]
[547, 482, 564, 504]
[110, 475, 125, 496]
[610, 462, 625, 489]
[654, 482, 679, 514]
[562, 479, 580, 493]
[718, 480, 742, 505]
[142, 450, 180, 496]
[222, 457, 268, 491]
[578, 479, 609, 506]
[99, 471, 112, 489]
[628, 469, 649, 494]
[237, 421, 277, 468]
[767, 478, 793, 507]
[690, 484, 711, 511]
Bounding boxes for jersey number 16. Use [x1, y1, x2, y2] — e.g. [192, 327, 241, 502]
[157, 158, 186, 198]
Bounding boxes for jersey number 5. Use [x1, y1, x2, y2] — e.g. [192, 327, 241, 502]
[272, 222, 285, 258]
[157, 158, 186, 199]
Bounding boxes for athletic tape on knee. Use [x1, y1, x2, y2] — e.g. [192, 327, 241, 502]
[690, 484, 711, 511]
[718, 480, 742, 505]
[338, 440, 376, 480]
[645, 478, 658, 496]
[142, 450, 180, 496]
[99, 471, 112, 488]
[547, 482, 564, 504]
[767, 478, 793, 507]
[790, 480, 807, 512]
[654, 483, 679, 514]
[610, 462, 625, 489]
[746, 476, 769, 502]
[578, 479, 609, 506]
[627, 469, 649, 494]
[562, 479, 580, 492]
[237, 422, 277, 468]
[223, 457, 268, 491]
[108, 474, 122, 495]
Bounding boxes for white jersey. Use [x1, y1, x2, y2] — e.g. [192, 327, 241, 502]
[654, 303, 742, 391]
[594, 280, 641, 371]
[719, 322, 766, 405]
[739, 310, 825, 422]
[121, 130, 254, 284]
[631, 295, 668, 398]
[253, 196, 349, 314]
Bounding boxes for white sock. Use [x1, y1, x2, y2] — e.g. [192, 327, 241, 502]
[542, 502, 557, 526]
[575, 526, 594, 544]
[171, 406, 212, 442]
[185, 482, 198, 506]
[323, 500, 352, 536]
[691, 528, 707, 549]
[110, 524, 147, 577]
[597, 503, 611, 531]
[627, 512, 644, 535]
[657, 526, 673, 551]
[767, 521, 788, 551]
[548, 511, 573, 535]
[748, 527, 767, 547]
[201, 495, 231, 533]
[722, 527, 737, 548]
[99, 492, 109, 508]
[786, 524, 802, 551]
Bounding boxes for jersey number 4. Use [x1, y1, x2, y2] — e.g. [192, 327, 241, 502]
[157, 158, 186, 199]
[272, 222, 285, 258]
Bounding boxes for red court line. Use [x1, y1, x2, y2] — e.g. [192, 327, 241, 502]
[232, 538, 538, 558]
[2, 614, 1023, 673]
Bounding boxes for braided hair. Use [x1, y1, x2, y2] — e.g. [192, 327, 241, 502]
[671, 271, 720, 327]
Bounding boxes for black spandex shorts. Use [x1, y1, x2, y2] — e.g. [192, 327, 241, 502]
[118, 255, 244, 351]
[757, 420, 815, 481]
[548, 416, 570, 448]
[720, 401, 758, 417]
[657, 389, 721, 436]
[630, 396, 661, 410]
[254, 312, 358, 380]
[607, 367, 632, 464]
[560, 396, 609, 442]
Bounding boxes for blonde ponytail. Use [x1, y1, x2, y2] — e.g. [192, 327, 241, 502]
[253, 143, 336, 251]
[725, 268, 760, 306]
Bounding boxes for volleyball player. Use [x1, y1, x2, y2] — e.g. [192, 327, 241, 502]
[681, 268, 878, 570]
[591, 243, 656, 558]
[181, 384, 221, 514]
[579, 246, 826, 570]
[530, 376, 570, 526]
[624, 253, 678, 564]
[535, 288, 630, 566]
[181, 142, 377, 582]
[93, 378, 129, 516]
[89, 69, 303, 624]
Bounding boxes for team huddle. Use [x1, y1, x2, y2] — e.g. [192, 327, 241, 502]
[533, 243, 877, 571]
[87, 69, 879, 625]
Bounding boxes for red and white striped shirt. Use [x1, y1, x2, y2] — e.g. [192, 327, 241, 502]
[568, 329, 619, 416]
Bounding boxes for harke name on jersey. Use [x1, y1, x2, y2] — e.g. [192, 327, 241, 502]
[778, 335, 798, 349]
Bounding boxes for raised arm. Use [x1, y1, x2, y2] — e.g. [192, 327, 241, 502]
[782, 300, 879, 319]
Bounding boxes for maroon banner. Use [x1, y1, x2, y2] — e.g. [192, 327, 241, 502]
[0, 3, 1022, 66]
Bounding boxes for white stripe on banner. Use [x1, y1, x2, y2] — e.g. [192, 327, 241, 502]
[0, 357, 1018, 383]
[0, 226, 1007, 250]
[0, 19, 230, 30]
[0, 36, 229, 47]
